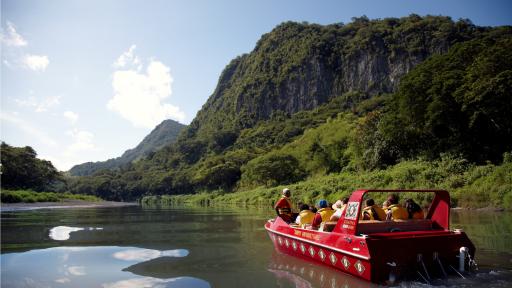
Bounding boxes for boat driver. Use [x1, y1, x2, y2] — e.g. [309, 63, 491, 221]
[274, 188, 294, 223]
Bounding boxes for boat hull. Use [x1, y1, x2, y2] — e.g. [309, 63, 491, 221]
[265, 220, 373, 282]
[266, 219, 475, 284]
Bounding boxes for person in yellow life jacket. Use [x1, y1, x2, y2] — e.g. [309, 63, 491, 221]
[405, 198, 425, 219]
[312, 199, 334, 230]
[295, 204, 315, 226]
[385, 194, 408, 221]
[361, 198, 386, 221]
[274, 188, 294, 223]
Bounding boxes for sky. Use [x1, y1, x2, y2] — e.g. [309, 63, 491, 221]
[1, 0, 511, 171]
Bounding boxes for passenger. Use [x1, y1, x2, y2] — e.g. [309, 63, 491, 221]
[361, 199, 386, 221]
[310, 206, 318, 213]
[331, 197, 348, 210]
[330, 197, 349, 221]
[382, 200, 389, 210]
[312, 199, 334, 230]
[405, 199, 425, 219]
[385, 194, 408, 221]
[295, 204, 315, 226]
[274, 188, 294, 223]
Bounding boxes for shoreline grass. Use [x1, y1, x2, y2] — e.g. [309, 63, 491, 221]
[141, 158, 512, 210]
[1, 190, 102, 203]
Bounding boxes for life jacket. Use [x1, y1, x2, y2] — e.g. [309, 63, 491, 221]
[362, 205, 386, 221]
[317, 208, 334, 223]
[410, 210, 425, 219]
[275, 196, 293, 216]
[386, 204, 408, 220]
[298, 210, 315, 225]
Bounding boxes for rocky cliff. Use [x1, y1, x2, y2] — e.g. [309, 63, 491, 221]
[188, 15, 485, 138]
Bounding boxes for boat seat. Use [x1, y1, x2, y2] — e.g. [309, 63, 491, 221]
[319, 221, 337, 232]
[357, 219, 433, 234]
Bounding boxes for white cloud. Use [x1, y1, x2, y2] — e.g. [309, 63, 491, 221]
[113, 44, 141, 69]
[63, 111, 79, 124]
[1, 21, 49, 72]
[55, 278, 71, 284]
[108, 46, 185, 128]
[67, 266, 86, 276]
[1, 21, 27, 47]
[15, 95, 61, 112]
[23, 54, 50, 71]
[64, 129, 96, 157]
[0, 112, 58, 147]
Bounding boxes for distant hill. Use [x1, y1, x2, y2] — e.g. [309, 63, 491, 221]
[69, 119, 186, 176]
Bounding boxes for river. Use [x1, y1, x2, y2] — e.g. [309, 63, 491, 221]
[1, 206, 511, 287]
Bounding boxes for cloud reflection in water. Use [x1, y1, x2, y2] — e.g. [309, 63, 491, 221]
[48, 226, 103, 241]
[102, 276, 210, 288]
[113, 248, 189, 262]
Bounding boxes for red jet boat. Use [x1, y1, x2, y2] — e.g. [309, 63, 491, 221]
[265, 189, 476, 284]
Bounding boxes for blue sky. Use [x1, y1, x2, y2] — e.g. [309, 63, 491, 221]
[1, 0, 511, 171]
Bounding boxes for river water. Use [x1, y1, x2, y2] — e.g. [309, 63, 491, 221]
[1, 206, 511, 288]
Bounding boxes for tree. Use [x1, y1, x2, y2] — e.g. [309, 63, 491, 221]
[1, 142, 61, 191]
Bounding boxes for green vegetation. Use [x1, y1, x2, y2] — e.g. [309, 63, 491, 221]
[1, 142, 63, 191]
[43, 16, 512, 209]
[69, 119, 186, 176]
[1, 190, 101, 203]
[142, 155, 511, 209]
[1, 17, 507, 210]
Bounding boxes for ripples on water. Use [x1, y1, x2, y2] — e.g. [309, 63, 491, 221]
[1, 206, 511, 287]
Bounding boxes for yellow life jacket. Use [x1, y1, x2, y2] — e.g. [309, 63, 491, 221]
[318, 208, 334, 223]
[362, 205, 386, 221]
[298, 210, 315, 225]
[387, 204, 408, 220]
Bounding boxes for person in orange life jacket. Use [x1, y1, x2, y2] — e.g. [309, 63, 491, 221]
[295, 204, 315, 226]
[312, 199, 334, 230]
[385, 194, 408, 220]
[404, 198, 424, 219]
[274, 188, 294, 223]
[330, 197, 349, 221]
[361, 198, 386, 221]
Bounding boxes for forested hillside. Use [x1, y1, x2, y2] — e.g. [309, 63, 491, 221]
[67, 15, 512, 207]
[69, 119, 186, 176]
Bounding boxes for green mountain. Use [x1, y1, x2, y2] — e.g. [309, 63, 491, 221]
[68, 15, 512, 204]
[68, 119, 186, 176]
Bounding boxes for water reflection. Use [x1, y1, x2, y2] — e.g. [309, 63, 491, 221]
[113, 248, 189, 261]
[0, 246, 206, 288]
[49, 226, 103, 241]
[2, 206, 512, 287]
[268, 251, 377, 288]
[102, 276, 210, 288]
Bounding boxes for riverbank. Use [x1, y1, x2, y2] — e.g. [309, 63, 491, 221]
[1, 200, 138, 212]
[142, 159, 511, 209]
